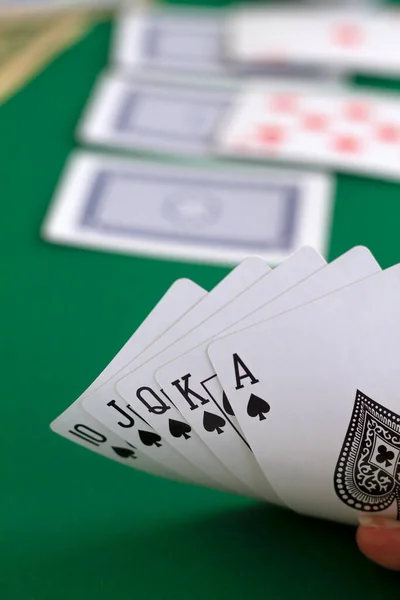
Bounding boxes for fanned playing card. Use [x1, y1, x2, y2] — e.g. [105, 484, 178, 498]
[83, 257, 271, 498]
[208, 263, 400, 524]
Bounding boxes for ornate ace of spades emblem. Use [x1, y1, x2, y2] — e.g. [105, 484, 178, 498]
[334, 390, 400, 519]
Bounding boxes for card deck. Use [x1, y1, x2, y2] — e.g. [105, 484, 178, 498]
[208, 264, 400, 524]
[53, 245, 400, 527]
[214, 83, 400, 181]
[42, 151, 333, 265]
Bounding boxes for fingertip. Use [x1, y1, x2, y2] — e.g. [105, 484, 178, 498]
[357, 517, 400, 570]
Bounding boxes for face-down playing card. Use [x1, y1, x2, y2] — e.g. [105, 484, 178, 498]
[78, 73, 235, 157]
[206, 260, 400, 525]
[112, 6, 342, 79]
[155, 246, 380, 501]
[82, 257, 271, 496]
[42, 151, 334, 265]
[112, 6, 227, 76]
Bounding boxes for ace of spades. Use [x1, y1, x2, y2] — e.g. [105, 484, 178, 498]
[208, 265, 400, 523]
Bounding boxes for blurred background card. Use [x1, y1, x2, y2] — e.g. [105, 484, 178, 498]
[42, 151, 334, 265]
[226, 7, 400, 76]
[78, 72, 236, 157]
[112, 5, 344, 80]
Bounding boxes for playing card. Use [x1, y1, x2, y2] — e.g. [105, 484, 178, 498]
[51, 278, 214, 486]
[112, 6, 341, 79]
[227, 7, 400, 76]
[112, 6, 226, 76]
[184, 246, 380, 469]
[167, 247, 380, 478]
[152, 247, 326, 499]
[82, 257, 270, 496]
[215, 83, 400, 181]
[206, 263, 400, 525]
[42, 151, 333, 265]
[78, 73, 234, 157]
[155, 246, 380, 496]
[83, 278, 207, 397]
[109, 249, 323, 499]
[222, 245, 380, 332]
[51, 407, 188, 482]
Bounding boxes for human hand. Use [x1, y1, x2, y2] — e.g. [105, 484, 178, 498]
[357, 517, 400, 570]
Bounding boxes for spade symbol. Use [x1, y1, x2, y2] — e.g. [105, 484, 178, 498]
[112, 446, 137, 459]
[138, 430, 162, 447]
[203, 411, 226, 435]
[247, 393, 270, 421]
[169, 419, 191, 440]
[222, 392, 235, 416]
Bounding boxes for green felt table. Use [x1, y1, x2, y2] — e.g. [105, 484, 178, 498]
[2, 3, 400, 597]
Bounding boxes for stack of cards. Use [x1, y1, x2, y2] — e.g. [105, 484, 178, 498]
[42, 4, 400, 266]
[52, 245, 400, 526]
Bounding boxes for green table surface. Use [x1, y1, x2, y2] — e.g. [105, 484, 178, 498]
[2, 5, 400, 598]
